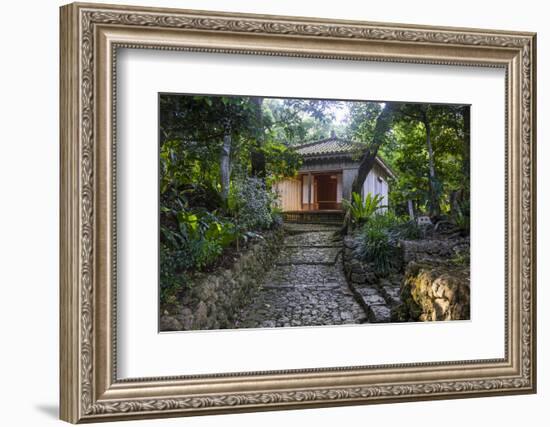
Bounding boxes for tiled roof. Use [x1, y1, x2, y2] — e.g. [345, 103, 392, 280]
[295, 137, 354, 156]
[295, 136, 396, 178]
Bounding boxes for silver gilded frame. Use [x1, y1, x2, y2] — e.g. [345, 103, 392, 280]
[60, 2, 536, 423]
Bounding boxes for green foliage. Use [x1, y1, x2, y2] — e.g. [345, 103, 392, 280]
[160, 206, 241, 302]
[453, 198, 470, 233]
[342, 192, 383, 225]
[450, 250, 470, 266]
[345, 102, 383, 144]
[158, 94, 311, 305]
[383, 120, 432, 215]
[264, 98, 343, 144]
[262, 139, 302, 181]
[351, 103, 470, 219]
[270, 205, 284, 228]
[371, 211, 423, 241]
[354, 212, 421, 276]
[157, 94, 471, 304]
[359, 226, 396, 276]
[229, 177, 274, 231]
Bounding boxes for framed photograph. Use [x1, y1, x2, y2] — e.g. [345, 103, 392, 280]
[60, 2, 537, 423]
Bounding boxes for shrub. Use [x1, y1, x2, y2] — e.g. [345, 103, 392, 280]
[358, 226, 397, 275]
[342, 192, 383, 225]
[159, 177, 277, 303]
[450, 250, 470, 266]
[354, 212, 420, 276]
[453, 199, 470, 234]
[270, 205, 284, 228]
[228, 177, 274, 231]
[389, 217, 423, 241]
[159, 208, 240, 302]
[159, 243, 191, 305]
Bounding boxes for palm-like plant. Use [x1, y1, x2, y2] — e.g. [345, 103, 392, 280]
[342, 192, 383, 224]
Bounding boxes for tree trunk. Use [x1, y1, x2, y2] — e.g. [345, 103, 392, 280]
[250, 97, 266, 178]
[422, 111, 440, 217]
[220, 119, 232, 202]
[341, 103, 396, 234]
[350, 103, 396, 195]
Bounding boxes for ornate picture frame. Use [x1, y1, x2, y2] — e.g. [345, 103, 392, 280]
[60, 2, 536, 423]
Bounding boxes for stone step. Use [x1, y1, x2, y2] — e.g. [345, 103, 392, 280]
[282, 211, 345, 224]
[276, 247, 341, 265]
[283, 223, 341, 234]
[379, 283, 402, 307]
[284, 244, 342, 249]
[368, 304, 392, 323]
[284, 231, 341, 247]
[263, 264, 346, 288]
[350, 285, 392, 323]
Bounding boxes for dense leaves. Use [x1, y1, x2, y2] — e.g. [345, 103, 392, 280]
[354, 213, 421, 276]
[159, 94, 338, 302]
[159, 94, 470, 302]
[346, 102, 468, 273]
[228, 177, 274, 231]
[342, 192, 384, 225]
[378, 104, 469, 218]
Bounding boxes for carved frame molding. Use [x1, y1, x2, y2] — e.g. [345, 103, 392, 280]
[60, 2, 536, 423]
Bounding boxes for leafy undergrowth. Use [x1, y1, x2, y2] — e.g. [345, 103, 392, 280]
[352, 211, 468, 277]
[160, 177, 282, 307]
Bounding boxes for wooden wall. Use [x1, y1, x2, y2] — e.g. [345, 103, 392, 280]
[362, 163, 389, 209]
[273, 178, 302, 211]
[275, 162, 390, 212]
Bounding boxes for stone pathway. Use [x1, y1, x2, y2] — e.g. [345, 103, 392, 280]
[235, 225, 368, 328]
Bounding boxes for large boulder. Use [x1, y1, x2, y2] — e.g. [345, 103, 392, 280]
[399, 261, 470, 321]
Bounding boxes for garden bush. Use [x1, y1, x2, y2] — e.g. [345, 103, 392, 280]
[453, 199, 470, 234]
[228, 177, 274, 231]
[159, 207, 239, 302]
[342, 192, 383, 225]
[159, 176, 280, 303]
[354, 212, 420, 276]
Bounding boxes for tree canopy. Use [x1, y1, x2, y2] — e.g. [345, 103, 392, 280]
[158, 93, 469, 303]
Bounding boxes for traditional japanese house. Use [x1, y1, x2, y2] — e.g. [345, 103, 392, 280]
[273, 132, 395, 220]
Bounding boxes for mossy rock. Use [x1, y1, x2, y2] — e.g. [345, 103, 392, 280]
[401, 261, 469, 321]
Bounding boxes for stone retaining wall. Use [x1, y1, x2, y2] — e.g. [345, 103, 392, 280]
[342, 234, 470, 323]
[342, 236, 398, 322]
[400, 237, 470, 263]
[160, 227, 285, 331]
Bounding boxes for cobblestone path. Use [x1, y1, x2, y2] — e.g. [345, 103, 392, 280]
[236, 224, 368, 328]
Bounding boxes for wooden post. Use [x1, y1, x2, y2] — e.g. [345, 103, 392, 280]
[408, 199, 415, 220]
[308, 172, 312, 210]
